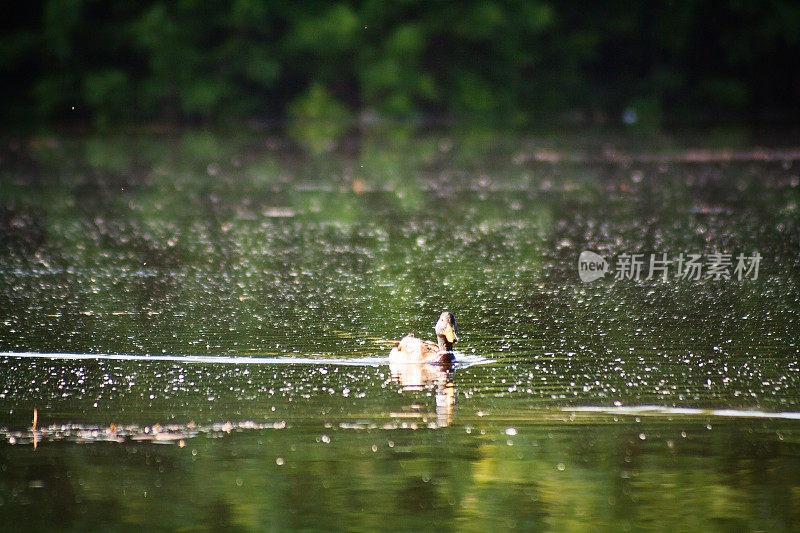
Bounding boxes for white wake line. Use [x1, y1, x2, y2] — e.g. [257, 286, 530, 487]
[0, 351, 387, 366]
[0, 351, 491, 368]
[566, 405, 800, 420]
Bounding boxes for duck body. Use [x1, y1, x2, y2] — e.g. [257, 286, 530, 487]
[389, 335, 453, 365]
[388, 312, 458, 366]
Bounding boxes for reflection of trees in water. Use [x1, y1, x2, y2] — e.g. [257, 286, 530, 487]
[2, 408, 798, 530]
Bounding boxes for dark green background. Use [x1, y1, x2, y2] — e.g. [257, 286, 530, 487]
[3, 0, 799, 129]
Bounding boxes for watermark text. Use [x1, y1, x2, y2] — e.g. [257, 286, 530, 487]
[578, 251, 761, 283]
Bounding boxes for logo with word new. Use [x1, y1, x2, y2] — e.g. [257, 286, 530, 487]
[578, 251, 610, 282]
[578, 251, 761, 283]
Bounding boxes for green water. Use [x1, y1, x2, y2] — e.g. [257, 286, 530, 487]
[1, 130, 799, 531]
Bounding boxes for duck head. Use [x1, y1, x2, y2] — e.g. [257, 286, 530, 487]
[434, 311, 458, 353]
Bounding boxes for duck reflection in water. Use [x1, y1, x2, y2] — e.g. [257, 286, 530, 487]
[388, 312, 459, 427]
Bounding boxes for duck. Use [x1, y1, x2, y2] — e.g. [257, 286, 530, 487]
[388, 311, 458, 366]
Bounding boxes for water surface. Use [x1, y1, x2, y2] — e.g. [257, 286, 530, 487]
[1, 130, 799, 530]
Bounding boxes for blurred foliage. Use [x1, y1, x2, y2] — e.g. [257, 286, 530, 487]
[1, 1, 799, 129]
[287, 83, 351, 154]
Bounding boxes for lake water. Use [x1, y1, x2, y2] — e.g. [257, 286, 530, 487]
[1, 129, 799, 530]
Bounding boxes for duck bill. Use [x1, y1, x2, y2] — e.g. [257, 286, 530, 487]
[444, 325, 456, 343]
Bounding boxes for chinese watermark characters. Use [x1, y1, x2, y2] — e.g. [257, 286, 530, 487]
[578, 250, 761, 283]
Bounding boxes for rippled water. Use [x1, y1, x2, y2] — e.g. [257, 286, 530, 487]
[1, 130, 799, 530]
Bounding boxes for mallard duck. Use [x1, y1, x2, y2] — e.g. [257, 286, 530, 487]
[389, 312, 458, 366]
